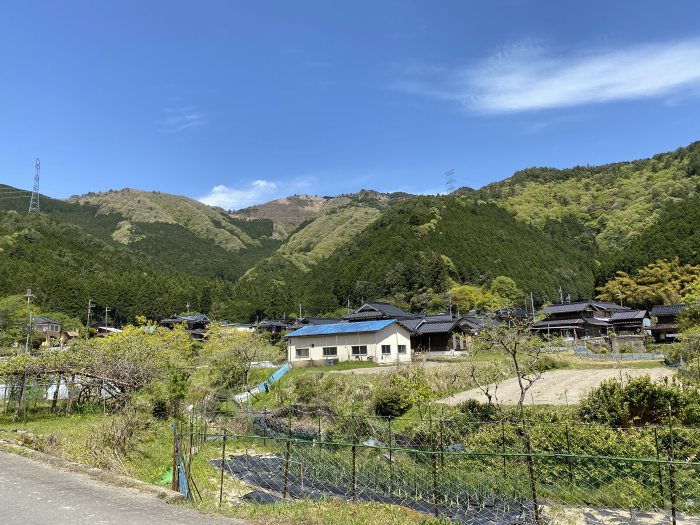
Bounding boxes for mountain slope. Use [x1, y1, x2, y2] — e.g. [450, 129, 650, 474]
[231, 195, 596, 319]
[474, 141, 700, 252]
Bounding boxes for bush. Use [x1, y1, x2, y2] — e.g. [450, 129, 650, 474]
[293, 375, 319, 404]
[533, 355, 564, 372]
[372, 387, 413, 419]
[578, 375, 700, 427]
[458, 398, 500, 422]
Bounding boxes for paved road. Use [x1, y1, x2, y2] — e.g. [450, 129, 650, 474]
[0, 450, 243, 525]
[438, 367, 675, 406]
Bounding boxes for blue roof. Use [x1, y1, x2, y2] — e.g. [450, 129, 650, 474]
[286, 320, 396, 337]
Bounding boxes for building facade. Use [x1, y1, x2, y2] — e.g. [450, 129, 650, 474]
[286, 320, 412, 367]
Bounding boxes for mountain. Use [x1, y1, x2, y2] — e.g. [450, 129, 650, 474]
[231, 190, 411, 239]
[230, 195, 596, 319]
[474, 141, 700, 253]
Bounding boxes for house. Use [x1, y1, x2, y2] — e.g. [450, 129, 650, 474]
[650, 303, 687, 343]
[404, 314, 471, 355]
[343, 302, 414, 322]
[160, 313, 210, 339]
[286, 319, 412, 367]
[255, 319, 292, 335]
[288, 317, 341, 331]
[531, 301, 631, 339]
[220, 321, 255, 332]
[96, 326, 123, 337]
[609, 310, 651, 336]
[32, 316, 62, 341]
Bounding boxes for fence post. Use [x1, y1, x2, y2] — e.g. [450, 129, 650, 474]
[283, 407, 291, 499]
[218, 427, 227, 509]
[388, 417, 394, 495]
[501, 419, 506, 479]
[522, 418, 540, 524]
[429, 405, 439, 517]
[171, 423, 179, 492]
[653, 426, 665, 505]
[668, 404, 677, 525]
[565, 424, 573, 484]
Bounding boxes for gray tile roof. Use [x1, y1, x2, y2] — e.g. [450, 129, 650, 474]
[651, 304, 687, 316]
[610, 310, 647, 322]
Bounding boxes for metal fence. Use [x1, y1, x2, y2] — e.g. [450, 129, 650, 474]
[175, 406, 700, 525]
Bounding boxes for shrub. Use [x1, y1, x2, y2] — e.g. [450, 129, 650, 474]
[372, 387, 413, 419]
[293, 375, 319, 404]
[458, 398, 500, 422]
[533, 355, 564, 372]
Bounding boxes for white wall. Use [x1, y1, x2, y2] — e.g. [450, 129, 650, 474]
[287, 324, 412, 365]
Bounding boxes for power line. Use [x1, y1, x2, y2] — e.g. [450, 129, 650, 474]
[29, 158, 40, 213]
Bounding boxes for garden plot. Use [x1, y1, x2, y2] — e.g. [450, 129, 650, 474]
[438, 368, 675, 406]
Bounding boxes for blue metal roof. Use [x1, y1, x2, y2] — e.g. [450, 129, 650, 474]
[286, 319, 396, 337]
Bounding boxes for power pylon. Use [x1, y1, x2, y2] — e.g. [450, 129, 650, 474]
[28, 158, 40, 213]
[445, 169, 456, 193]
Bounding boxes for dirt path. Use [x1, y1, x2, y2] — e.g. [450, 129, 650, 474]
[438, 367, 675, 406]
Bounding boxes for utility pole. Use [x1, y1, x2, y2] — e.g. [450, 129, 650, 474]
[185, 302, 191, 314]
[558, 286, 564, 304]
[86, 299, 95, 340]
[28, 159, 40, 213]
[530, 292, 536, 322]
[299, 304, 302, 319]
[104, 306, 111, 328]
[24, 289, 35, 353]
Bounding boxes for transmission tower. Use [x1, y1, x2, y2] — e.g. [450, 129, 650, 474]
[28, 158, 40, 213]
[445, 168, 456, 193]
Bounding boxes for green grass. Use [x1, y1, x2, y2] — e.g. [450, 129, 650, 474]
[188, 441, 445, 525]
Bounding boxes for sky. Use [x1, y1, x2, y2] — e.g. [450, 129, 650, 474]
[1, 1, 700, 209]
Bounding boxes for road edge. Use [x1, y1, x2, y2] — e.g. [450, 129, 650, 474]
[0, 442, 186, 503]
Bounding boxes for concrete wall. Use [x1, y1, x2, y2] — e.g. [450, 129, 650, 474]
[287, 324, 412, 366]
[610, 335, 647, 354]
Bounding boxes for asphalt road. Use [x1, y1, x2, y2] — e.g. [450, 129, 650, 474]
[0, 450, 244, 525]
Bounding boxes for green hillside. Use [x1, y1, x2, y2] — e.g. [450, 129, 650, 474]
[0, 210, 237, 324]
[475, 141, 700, 252]
[230, 195, 596, 319]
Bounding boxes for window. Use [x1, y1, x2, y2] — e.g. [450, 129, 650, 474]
[398, 345, 407, 354]
[381, 345, 391, 355]
[295, 348, 309, 358]
[322, 347, 337, 357]
[351, 345, 368, 356]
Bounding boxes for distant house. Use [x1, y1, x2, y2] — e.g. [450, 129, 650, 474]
[255, 319, 292, 335]
[97, 326, 123, 337]
[403, 314, 471, 355]
[651, 303, 687, 343]
[286, 320, 412, 366]
[531, 301, 631, 339]
[220, 321, 255, 332]
[160, 314, 210, 340]
[32, 316, 62, 340]
[609, 310, 651, 336]
[343, 302, 414, 322]
[287, 317, 341, 331]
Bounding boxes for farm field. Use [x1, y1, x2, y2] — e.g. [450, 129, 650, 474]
[438, 367, 676, 406]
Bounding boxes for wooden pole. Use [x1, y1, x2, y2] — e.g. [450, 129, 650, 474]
[218, 427, 227, 508]
[171, 424, 179, 492]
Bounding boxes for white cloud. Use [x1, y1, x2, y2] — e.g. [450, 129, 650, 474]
[158, 106, 207, 133]
[394, 37, 700, 113]
[198, 180, 278, 210]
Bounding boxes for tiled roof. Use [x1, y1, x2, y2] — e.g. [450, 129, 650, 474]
[539, 302, 592, 315]
[344, 302, 412, 320]
[400, 318, 425, 332]
[651, 304, 687, 316]
[417, 321, 460, 334]
[33, 316, 61, 325]
[532, 317, 584, 328]
[610, 310, 647, 322]
[287, 319, 397, 337]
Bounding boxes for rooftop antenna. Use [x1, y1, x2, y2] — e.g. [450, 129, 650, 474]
[29, 159, 40, 213]
[445, 169, 456, 193]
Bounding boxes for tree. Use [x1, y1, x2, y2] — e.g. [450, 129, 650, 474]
[474, 321, 548, 412]
[597, 258, 700, 307]
[490, 276, 523, 306]
[201, 324, 279, 394]
[451, 284, 504, 313]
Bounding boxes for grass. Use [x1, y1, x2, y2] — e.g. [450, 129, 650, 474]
[0, 406, 174, 486]
[188, 440, 445, 525]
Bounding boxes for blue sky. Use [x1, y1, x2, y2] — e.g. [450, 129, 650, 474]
[1, 1, 700, 209]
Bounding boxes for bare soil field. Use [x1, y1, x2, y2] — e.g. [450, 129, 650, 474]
[438, 367, 675, 406]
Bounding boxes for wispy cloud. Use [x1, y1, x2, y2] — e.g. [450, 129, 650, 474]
[393, 37, 700, 113]
[158, 106, 207, 133]
[198, 180, 278, 210]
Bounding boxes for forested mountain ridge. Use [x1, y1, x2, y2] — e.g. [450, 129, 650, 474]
[230, 195, 597, 319]
[231, 189, 411, 239]
[69, 188, 273, 251]
[474, 141, 700, 252]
